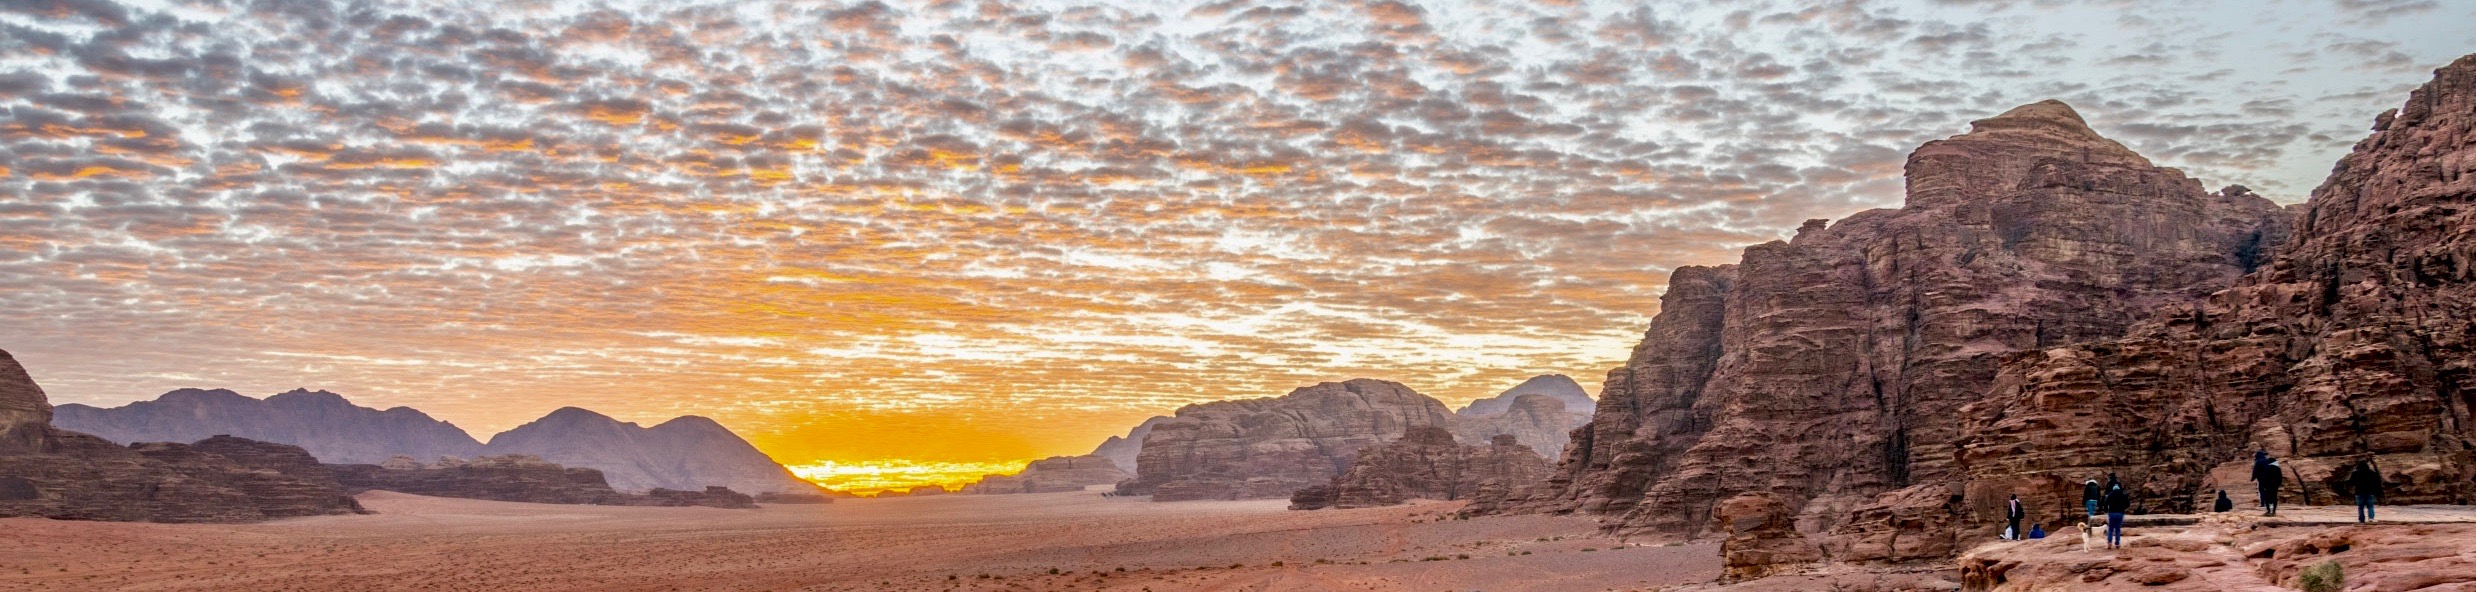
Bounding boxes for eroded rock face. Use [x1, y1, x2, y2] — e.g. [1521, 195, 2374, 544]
[0, 349, 367, 522]
[1455, 392, 1592, 459]
[1718, 492, 1824, 582]
[327, 454, 625, 505]
[1835, 54, 2476, 563]
[1117, 379, 1456, 501]
[1090, 416, 1169, 473]
[628, 486, 757, 509]
[1481, 99, 2294, 539]
[55, 389, 486, 465]
[1292, 429, 1550, 510]
[961, 455, 1128, 494]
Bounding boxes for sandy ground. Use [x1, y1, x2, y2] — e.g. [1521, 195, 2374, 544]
[0, 490, 1718, 592]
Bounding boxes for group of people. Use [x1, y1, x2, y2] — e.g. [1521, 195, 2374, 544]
[2009, 452, 2394, 551]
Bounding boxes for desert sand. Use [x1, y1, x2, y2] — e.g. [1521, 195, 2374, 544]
[0, 489, 1718, 591]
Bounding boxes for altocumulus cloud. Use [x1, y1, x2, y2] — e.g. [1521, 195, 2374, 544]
[0, 0, 2467, 466]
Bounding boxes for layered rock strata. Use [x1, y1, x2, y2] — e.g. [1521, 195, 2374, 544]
[961, 455, 1128, 494]
[1290, 429, 1550, 510]
[1717, 492, 1824, 582]
[1829, 53, 2476, 563]
[1117, 379, 1456, 501]
[1481, 98, 2295, 541]
[0, 349, 366, 522]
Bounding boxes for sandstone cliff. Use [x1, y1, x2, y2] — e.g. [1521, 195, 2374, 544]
[1116, 379, 1456, 501]
[1825, 53, 2476, 564]
[482, 407, 817, 494]
[1090, 416, 1169, 473]
[961, 454, 1127, 494]
[1290, 428, 1550, 510]
[1482, 98, 2294, 540]
[55, 388, 486, 464]
[0, 349, 367, 522]
[328, 454, 625, 505]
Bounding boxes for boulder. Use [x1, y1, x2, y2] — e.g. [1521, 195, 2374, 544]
[1718, 492, 1823, 581]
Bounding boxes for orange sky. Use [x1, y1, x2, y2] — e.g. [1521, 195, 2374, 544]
[4, 0, 2466, 492]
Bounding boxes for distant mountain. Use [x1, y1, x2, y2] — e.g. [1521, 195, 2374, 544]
[55, 390, 818, 494]
[1088, 416, 1168, 473]
[1452, 375, 1593, 458]
[1454, 375, 1592, 417]
[485, 407, 817, 494]
[55, 388, 484, 464]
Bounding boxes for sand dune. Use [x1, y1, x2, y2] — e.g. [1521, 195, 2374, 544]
[0, 490, 1718, 591]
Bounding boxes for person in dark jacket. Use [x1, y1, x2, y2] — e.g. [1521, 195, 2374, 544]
[2082, 479, 2102, 516]
[2005, 494, 2025, 541]
[2253, 458, 2285, 516]
[2251, 449, 2272, 509]
[2351, 459, 2384, 523]
[2101, 483, 2131, 549]
[2028, 524, 2046, 539]
[2213, 489, 2234, 512]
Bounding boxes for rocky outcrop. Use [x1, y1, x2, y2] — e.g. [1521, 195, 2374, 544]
[1117, 379, 1456, 501]
[1717, 492, 1823, 582]
[629, 486, 757, 509]
[1090, 416, 1169, 473]
[1455, 393, 1591, 458]
[327, 454, 624, 505]
[1829, 54, 2476, 563]
[54, 389, 485, 464]
[1290, 428, 1550, 510]
[755, 491, 832, 504]
[1480, 98, 2294, 540]
[483, 407, 818, 494]
[1457, 374, 1593, 417]
[0, 349, 367, 522]
[961, 455, 1128, 494]
[54, 390, 820, 496]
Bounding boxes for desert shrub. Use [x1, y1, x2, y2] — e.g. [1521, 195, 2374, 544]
[2299, 560, 2344, 592]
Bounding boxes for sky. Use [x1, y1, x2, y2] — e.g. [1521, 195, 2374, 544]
[1, 0, 2468, 491]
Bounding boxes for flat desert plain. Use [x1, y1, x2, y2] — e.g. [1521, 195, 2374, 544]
[0, 490, 1719, 591]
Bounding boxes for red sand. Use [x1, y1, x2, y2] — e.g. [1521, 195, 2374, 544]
[0, 490, 1719, 591]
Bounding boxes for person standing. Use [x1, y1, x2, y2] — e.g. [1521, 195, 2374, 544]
[2254, 458, 2286, 516]
[2005, 494, 2025, 541]
[2350, 459, 2384, 523]
[2101, 482, 2131, 549]
[2082, 479, 2102, 516]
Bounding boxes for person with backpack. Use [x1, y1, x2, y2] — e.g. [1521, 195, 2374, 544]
[2350, 459, 2384, 523]
[2005, 494, 2025, 541]
[2254, 458, 2286, 516]
[2101, 482, 2131, 549]
[2082, 479, 2102, 516]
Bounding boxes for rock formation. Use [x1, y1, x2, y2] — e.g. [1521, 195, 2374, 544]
[54, 388, 485, 464]
[1117, 379, 1456, 501]
[1716, 492, 1823, 582]
[1480, 97, 2295, 540]
[1090, 416, 1169, 473]
[1826, 53, 2476, 563]
[755, 491, 832, 504]
[961, 455, 1128, 494]
[481, 407, 818, 494]
[631, 486, 758, 509]
[1290, 428, 1550, 510]
[0, 349, 366, 522]
[327, 454, 625, 505]
[1457, 374, 1594, 417]
[1455, 392, 1591, 458]
[56, 390, 821, 496]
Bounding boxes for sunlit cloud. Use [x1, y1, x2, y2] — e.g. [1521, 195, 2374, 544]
[0, 0, 2466, 479]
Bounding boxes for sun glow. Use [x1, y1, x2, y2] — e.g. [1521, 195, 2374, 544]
[788, 459, 1032, 495]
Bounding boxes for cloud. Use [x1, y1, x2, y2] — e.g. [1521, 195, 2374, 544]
[0, 0, 2461, 468]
